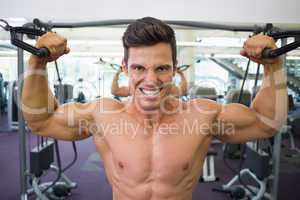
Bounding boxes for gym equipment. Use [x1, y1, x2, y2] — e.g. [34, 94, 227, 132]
[30, 140, 54, 177]
[189, 86, 218, 101]
[223, 89, 252, 160]
[1, 18, 300, 60]
[54, 84, 73, 103]
[0, 19, 50, 57]
[26, 62, 78, 199]
[0, 21, 78, 199]
[74, 78, 86, 103]
[0, 72, 4, 114]
[215, 143, 273, 200]
[279, 95, 300, 158]
[201, 149, 218, 182]
[212, 186, 246, 199]
[225, 89, 251, 107]
[33, 59, 78, 199]
[215, 30, 289, 199]
[28, 164, 76, 200]
[8, 81, 18, 130]
[284, 109, 300, 157]
[2, 81, 9, 114]
[96, 58, 121, 71]
[261, 29, 300, 59]
[189, 86, 219, 182]
[1, 17, 299, 200]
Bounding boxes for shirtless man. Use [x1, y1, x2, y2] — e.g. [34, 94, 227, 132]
[111, 68, 187, 98]
[22, 17, 287, 200]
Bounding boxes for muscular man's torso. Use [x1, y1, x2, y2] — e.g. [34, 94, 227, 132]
[91, 99, 218, 200]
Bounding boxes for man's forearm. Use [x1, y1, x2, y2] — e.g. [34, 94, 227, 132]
[22, 57, 58, 123]
[251, 62, 288, 132]
[179, 73, 188, 96]
[177, 71, 188, 96]
[111, 71, 120, 95]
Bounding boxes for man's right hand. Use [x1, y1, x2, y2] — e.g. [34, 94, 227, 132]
[29, 32, 70, 68]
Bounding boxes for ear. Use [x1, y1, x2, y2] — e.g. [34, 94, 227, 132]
[173, 60, 178, 76]
[121, 59, 128, 76]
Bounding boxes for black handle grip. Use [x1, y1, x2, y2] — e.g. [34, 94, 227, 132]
[261, 41, 300, 59]
[35, 47, 50, 57]
[261, 48, 277, 58]
[9, 26, 51, 57]
[33, 18, 53, 30]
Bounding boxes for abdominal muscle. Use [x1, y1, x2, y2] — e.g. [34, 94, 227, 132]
[108, 158, 204, 200]
[95, 134, 211, 200]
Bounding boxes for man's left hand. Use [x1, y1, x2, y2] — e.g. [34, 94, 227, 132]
[240, 34, 282, 66]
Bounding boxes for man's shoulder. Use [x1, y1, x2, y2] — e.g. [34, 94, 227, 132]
[93, 97, 126, 113]
[187, 98, 220, 113]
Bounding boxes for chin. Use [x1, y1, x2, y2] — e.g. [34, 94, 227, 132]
[137, 100, 161, 112]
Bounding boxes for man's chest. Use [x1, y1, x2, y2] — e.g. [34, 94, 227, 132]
[94, 116, 213, 183]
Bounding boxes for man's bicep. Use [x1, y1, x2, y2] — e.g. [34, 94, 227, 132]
[36, 117, 90, 141]
[113, 87, 130, 97]
[217, 103, 257, 127]
[29, 102, 95, 141]
[213, 120, 272, 144]
[213, 103, 276, 143]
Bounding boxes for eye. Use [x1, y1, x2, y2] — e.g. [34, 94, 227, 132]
[134, 66, 145, 72]
[157, 66, 170, 73]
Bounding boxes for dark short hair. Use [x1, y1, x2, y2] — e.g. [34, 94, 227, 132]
[122, 17, 177, 65]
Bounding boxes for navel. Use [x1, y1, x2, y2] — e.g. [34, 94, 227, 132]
[118, 161, 124, 169]
[183, 163, 189, 171]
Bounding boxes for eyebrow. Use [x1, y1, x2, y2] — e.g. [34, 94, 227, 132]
[129, 64, 144, 69]
[156, 64, 172, 69]
[129, 64, 173, 69]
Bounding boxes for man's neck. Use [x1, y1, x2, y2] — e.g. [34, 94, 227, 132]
[126, 103, 162, 127]
[125, 98, 181, 127]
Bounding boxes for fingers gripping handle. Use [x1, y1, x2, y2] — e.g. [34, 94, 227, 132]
[36, 47, 50, 57]
[261, 48, 277, 59]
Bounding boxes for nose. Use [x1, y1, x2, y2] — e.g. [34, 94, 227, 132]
[144, 70, 158, 84]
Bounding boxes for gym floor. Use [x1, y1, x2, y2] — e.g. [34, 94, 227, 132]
[1, 114, 300, 200]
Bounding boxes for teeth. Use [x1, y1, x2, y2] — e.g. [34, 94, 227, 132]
[144, 90, 159, 95]
[141, 88, 160, 96]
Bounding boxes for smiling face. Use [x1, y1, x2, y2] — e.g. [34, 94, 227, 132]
[122, 42, 176, 112]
